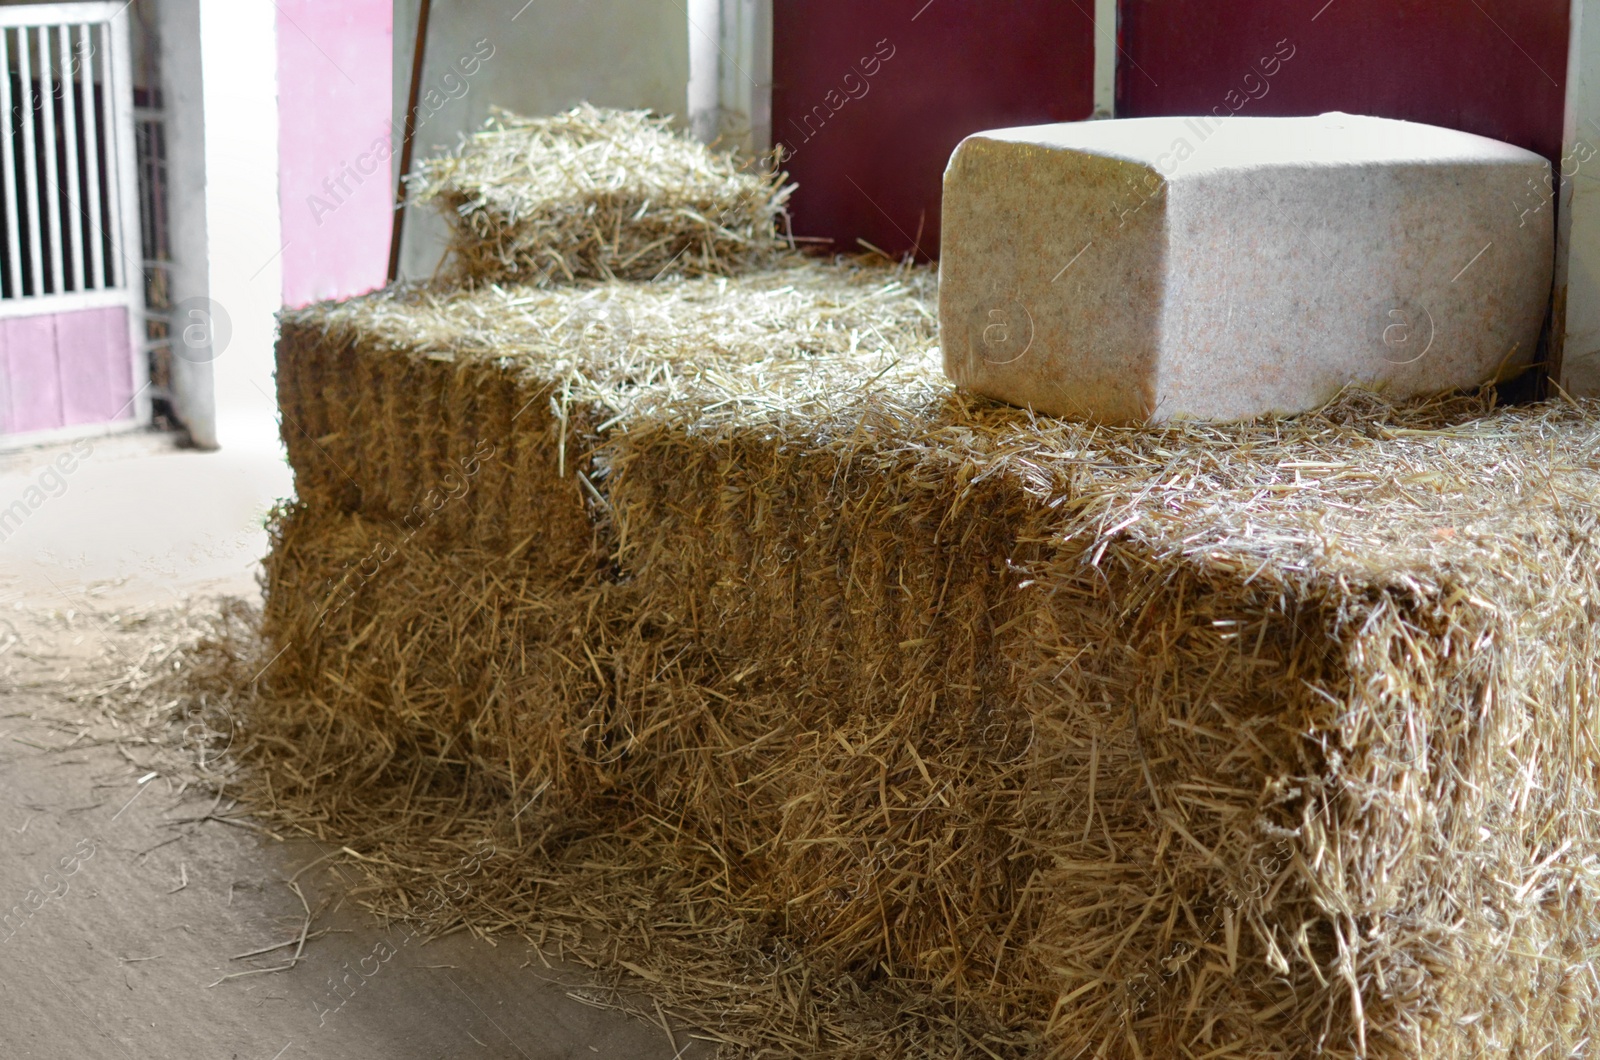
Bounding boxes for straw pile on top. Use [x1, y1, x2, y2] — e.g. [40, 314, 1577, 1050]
[412, 104, 795, 286]
[262, 255, 1600, 1059]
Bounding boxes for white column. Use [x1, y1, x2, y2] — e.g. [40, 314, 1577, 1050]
[720, 0, 771, 157]
[1093, 0, 1117, 118]
[157, 0, 215, 448]
[687, 0, 771, 157]
[686, 0, 721, 145]
[1559, 0, 1600, 395]
[198, 0, 283, 453]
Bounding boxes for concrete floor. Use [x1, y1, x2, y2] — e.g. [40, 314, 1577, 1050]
[0, 423, 699, 1060]
[0, 425, 289, 612]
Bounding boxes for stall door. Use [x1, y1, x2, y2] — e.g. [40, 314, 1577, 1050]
[771, 1, 1568, 261]
[0, 2, 143, 446]
[771, 0, 1096, 260]
[1117, 0, 1568, 166]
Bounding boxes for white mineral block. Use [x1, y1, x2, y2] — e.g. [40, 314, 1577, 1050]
[939, 113, 1554, 423]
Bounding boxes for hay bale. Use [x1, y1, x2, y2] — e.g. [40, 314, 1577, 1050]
[268, 260, 1600, 1058]
[411, 104, 795, 286]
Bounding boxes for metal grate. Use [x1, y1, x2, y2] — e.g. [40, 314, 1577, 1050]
[134, 96, 171, 415]
[0, 19, 123, 300]
[0, 3, 149, 446]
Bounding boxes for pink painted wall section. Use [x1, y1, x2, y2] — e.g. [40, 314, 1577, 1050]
[0, 306, 133, 435]
[4, 315, 63, 434]
[276, 0, 393, 308]
[58, 307, 134, 426]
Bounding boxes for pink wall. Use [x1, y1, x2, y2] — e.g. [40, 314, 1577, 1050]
[0, 307, 133, 435]
[276, 0, 393, 308]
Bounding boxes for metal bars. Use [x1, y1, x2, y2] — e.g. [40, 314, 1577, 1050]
[0, 9, 131, 303]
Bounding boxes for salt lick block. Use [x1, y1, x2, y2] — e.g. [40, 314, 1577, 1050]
[939, 113, 1554, 423]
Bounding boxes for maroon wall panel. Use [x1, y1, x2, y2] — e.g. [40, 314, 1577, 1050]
[1118, 0, 1569, 165]
[772, 0, 1095, 259]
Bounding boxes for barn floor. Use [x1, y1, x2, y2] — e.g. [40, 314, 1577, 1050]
[0, 426, 697, 1060]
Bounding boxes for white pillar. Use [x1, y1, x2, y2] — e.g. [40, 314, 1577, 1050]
[687, 0, 771, 157]
[156, 0, 214, 448]
[1093, 0, 1116, 118]
[686, 0, 721, 145]
[1558, 0, 1600, 394]
[198, 0, 283, 453]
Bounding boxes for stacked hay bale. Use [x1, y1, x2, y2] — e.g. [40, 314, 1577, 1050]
[264, 107, 1600, 1058]
[412, 104, 794, 285]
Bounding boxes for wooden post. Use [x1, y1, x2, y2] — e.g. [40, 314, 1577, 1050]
[386, 0, 431, 285]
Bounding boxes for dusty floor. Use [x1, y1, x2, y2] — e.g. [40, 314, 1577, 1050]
[0, 427, 700, 1059]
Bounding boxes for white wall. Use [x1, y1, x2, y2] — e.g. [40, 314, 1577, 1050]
[390, 0, 689, 280]
[197, 0, 282, 453]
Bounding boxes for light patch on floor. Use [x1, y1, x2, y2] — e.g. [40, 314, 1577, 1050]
[0, 420, 291, 613]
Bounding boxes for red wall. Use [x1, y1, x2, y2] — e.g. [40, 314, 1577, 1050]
[772, 0, 1096, 259]
[1118, 0, 1569, 165]
[774, 1, 1569, 261]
